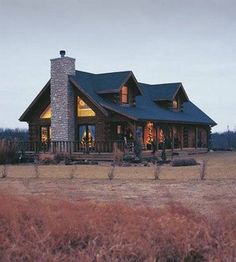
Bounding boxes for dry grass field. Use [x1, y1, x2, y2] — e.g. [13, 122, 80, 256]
[0, 151, 236, 261]
[0, 151, 236, 215]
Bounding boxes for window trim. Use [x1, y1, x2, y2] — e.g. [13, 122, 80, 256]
[120, 86, 129, 104]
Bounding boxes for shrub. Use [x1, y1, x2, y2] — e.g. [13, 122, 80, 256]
[200, 159, 208, 180]
[123, 155, 134, 162]
[54, 152, 71, 165]
[134, 139, 142, 161]
[172, 158, 197, 167]
[33, 163, 40, 178]
[0, 195, 235, 261]
[154, 164, 161, 180]
[113, 142, 123, 165]
[69, 165, 77, 179]
[1, 165, 7, 178]
[108, 165, 115, 180]
[0, 139, 18, 164]
[39, 153, 55, 165]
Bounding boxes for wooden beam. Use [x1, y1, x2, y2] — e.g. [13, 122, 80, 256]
[195, 127, 198, 149]
[181, 126, 183, 150]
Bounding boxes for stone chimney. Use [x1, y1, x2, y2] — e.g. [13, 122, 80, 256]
[50, 50, 76, 141]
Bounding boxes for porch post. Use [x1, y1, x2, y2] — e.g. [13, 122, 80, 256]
[171, 126, 174, 159]
[195, 127, 198, 149]
[207, 126, 211, 151]
[156, 123, 159, 151]
[180, 126, 183, 150]
[171, 126, 174, 150]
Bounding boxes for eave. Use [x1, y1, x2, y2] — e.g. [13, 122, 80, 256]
[19, 80, 50, 122]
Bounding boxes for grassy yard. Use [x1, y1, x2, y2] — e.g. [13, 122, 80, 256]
[0, 151, 236, 215]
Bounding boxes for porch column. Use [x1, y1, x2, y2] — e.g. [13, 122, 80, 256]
[195, 127, 198, 149]
[207, 126, 211, 151]
[171, 126, 174, 151]
[180, 126, 183, 150]
[156, 124, 159, 151]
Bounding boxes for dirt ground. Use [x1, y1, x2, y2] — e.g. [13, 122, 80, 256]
[1, 151, 236, 216]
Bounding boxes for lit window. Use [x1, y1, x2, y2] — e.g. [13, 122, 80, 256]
[117, 125, 122, 135]
[173, 100, 178, 109]
[120, 86, 128, 104]
[40, 126, 50, 143]
[40, 105, 51, 119]
[77, 97, 96, 117]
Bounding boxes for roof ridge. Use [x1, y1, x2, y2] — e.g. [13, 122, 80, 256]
[140, 82, 182, 87]
[95, 70, 132, 76]
[75, 70, 95, 75]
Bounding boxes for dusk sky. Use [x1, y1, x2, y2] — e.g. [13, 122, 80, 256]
[0, 0, 236, 132]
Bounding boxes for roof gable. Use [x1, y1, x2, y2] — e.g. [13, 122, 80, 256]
[93, 71, 132, 94]
[139, 82, 189, 102]
[19, 80, 50, 121]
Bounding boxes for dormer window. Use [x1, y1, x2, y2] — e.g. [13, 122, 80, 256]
[172, 99, 178, 109]
[120, 86, 128, 104]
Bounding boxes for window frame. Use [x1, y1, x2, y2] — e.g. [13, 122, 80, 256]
[120, 86, 129, 104]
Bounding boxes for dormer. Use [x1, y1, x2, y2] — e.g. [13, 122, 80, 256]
[95, 71, 142, 106]
[143, 82, 189, 111]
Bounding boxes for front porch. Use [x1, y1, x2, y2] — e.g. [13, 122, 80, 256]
[18, 139, 209, 162]
[22, 121, 211, 159]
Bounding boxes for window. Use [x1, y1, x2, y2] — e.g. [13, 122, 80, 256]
[40, 105, 51, 119]
[77, 97, 96, 117]
[79, 125, 95, 147]
[117, 125, 122, 135]
[40, 126, 51, 143]
[120, 86, 128, 104]
[172, 100, 178, 109]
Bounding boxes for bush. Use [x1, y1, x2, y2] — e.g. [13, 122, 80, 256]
[0, 195, 235, 261]
[0, 139, 18, 164]
[54, 152, 71, 164]
[172, 158, 197, 167]
[38, 153, 55, 165]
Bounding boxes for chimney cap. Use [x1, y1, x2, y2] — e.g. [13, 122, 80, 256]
[60, 50, 66, 57]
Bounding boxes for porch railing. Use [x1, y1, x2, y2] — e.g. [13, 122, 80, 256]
[17, 140, 126, 154]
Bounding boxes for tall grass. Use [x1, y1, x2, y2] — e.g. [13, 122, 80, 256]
[0, 139, 18, 164]
[0, 194, 235, 261]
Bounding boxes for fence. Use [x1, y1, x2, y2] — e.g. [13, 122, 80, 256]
[17, 140, 128, 154]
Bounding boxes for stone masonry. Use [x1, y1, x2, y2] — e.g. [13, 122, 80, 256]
[50, 53, 76, 141]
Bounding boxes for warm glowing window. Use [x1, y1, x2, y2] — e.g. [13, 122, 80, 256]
[77, 97, 96, 117]
[173, 100, 178, 109]
[40, 126, 50, 143]
[159, 129, 165, 143]
[40, 105, 51, 119]
[120, 86, 128, 104]
[146, 122, 154, 144]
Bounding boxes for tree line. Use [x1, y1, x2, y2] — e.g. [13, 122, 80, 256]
[211, 131, 236, 150]
[0, 128, 28, 141]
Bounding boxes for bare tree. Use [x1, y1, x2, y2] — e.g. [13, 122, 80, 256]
[154, 164, 161, 180]
[108, 164, 115, 181]
[1, 165, 7, 178]
[69, 165, 77, 179]
[200, 159, 208, 180]
[34, 157, 40, 178]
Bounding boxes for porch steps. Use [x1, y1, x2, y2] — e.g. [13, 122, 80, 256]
[71, 153, 114, 161]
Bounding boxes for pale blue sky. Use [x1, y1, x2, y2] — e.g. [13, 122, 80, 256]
[0, 0, 236, 132]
